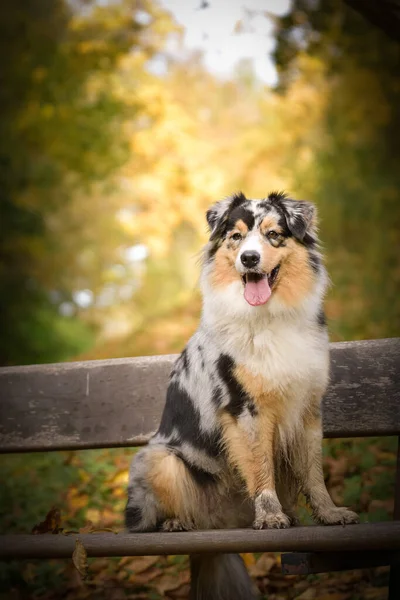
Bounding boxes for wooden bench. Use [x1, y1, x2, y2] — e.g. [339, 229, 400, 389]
[1, 337, 400, 599]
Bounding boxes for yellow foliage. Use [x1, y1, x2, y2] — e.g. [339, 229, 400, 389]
[108, 469, 129, 487]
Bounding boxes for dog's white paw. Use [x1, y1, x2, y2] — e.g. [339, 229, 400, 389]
[253, 509, 291, 530]
[161, 518, 191, 532]
[317, 507, 359, 526]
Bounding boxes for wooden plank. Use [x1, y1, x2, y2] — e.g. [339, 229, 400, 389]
[0, 338, 399, 452]
[282, 550, 400, 574]
[0, 522, 399, 560]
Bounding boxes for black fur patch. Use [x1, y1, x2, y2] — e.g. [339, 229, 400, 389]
[247, 401, 258, 417]
[158, 381, 221, 457]
[125, 504, 142, 530]
[226, 205, 255, 233]
[207, 192, 248, 251]
[259, 197, 292, 239]
[212, 386, 224, 407]
[217, 354, 251, 418]
[303, 232, 316, 248]
[268, 191, 288, 203]
[197, 345, 206, 369]
[180, 348, 190, 374]
[276, 211, 292, 238]
[308, 251, 321, 272]
[317, 309, 327, 327]
[230, 191, 247, 209]
[287, 214, 308, 240]
[175, 451, 218, 486]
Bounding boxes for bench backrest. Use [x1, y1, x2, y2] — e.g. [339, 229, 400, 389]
[0, 338, 399, 453]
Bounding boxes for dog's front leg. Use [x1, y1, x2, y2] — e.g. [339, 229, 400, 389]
[221, 412, 290, 529]
[301, 416, 359, 525]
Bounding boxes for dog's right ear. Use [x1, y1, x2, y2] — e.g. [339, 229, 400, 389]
[206, 199, 231, 241]
[206, 192, 246, 241]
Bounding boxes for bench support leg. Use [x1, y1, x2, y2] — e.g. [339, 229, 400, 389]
[389, 436, 400, 600]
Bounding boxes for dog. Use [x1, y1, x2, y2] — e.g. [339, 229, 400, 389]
[125, 192, 359, 600]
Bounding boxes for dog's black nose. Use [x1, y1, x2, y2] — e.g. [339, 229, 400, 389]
[241, 251, 260, 268]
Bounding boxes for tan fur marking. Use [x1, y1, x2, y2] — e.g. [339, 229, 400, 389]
[303, 394, 323, 429]
[234, 365, 283, 415]
[147, 449, 199, 522]
[210, 219, 251, 289]
[220, 412, 257, 494]
[219, 364, 284, 500]
[275, 241, 315, 307]
[259, 216, 281, 235]
[211, 245, 238, 287]
[220, 410, 277, 497]
[234, 219, 249, 235]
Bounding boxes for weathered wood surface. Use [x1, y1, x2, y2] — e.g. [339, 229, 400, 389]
[0, 338, 399, 453]
[1, 522, 399, 560]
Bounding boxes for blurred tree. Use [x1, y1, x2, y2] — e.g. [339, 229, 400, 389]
[0, 0, 176, 364]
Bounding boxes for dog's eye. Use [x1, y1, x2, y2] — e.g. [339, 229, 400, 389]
[231, 232, 242, 241]
[266, 230, 283, 246]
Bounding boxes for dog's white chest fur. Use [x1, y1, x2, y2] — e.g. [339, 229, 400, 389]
[246, 321, 328, 389]
[204, 287, 328, 389]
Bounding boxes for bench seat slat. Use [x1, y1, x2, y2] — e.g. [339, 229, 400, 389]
[0, 338, 399, 453]
[0, 522, 399, 559]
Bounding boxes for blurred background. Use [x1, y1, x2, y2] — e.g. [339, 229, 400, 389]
[0, 0, 399, 598]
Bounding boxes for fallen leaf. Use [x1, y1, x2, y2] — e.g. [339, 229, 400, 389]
[241, 553, 256, 568]
[296, 589, 317, 600]
[79, 520, 94, 534]
[128, 567, 164, 584]
[153, 571, 190, 595]
[122, 555, 160, 574]
[108, 470, 129, 487]
[99, 508, 117, 526]
[167, 582, 191, 598]
[32, 507, 62, 534]
[90, 558, 110, 573]
[72, 539, 88, 580]
[70, 492, 89, 511]
[248, 553, 276, 577]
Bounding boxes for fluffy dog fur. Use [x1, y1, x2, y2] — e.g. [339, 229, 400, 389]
[125, 192, 359, 599]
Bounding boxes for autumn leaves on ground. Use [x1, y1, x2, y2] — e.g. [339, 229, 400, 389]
[0, 0, 399, 598]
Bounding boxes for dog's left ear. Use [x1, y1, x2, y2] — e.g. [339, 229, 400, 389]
[282, 198, 315, 241]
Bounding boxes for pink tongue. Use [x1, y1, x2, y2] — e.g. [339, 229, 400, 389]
[244, 277, 271, 306]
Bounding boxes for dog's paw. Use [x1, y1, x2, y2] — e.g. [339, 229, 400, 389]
[316, 507, 359, 526]
[161, 518, 191, 532]
[253, 509, 291, 530]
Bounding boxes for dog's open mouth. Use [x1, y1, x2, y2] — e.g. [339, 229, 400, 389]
[241, 265, 280, 306]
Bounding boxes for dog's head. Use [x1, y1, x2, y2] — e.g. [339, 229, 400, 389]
[202, 191, 324, 312]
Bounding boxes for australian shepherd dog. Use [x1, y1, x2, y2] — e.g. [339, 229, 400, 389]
[125, 192, 359, 599]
